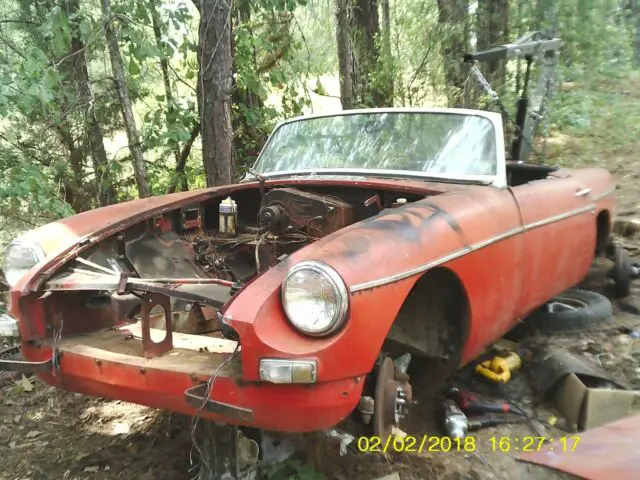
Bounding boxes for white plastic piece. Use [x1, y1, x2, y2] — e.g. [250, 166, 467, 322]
[219, 196, 238, 235]
[0, 313, 19, 337]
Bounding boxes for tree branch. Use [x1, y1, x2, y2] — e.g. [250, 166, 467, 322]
[0, 19, 39, 25]
[167, 122, 201, 194]
[0, 32, 26, 59]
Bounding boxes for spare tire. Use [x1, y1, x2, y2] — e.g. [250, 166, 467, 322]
[513, 289, 613, 335]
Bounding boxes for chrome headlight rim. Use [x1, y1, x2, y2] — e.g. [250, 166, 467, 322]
[3, 238, 46, 287]
[281, 260, 349, 337]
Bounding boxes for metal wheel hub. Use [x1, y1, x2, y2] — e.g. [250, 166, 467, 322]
[373, 356, 412, 441]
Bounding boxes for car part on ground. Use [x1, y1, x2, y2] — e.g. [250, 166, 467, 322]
[510, 289, 613, 337]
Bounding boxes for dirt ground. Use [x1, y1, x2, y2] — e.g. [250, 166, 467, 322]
[2, 79, 640, 480]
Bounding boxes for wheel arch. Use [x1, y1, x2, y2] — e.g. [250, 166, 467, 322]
[596, 209, 611, 256]
[383, 266, 471, 364]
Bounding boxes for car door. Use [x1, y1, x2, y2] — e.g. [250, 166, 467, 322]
[510, 175, 596, 317]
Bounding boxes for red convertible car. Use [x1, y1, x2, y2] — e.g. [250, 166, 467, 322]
[2, 106, 619, 442]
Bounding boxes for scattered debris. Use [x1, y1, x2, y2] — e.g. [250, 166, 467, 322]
[532, 349, 638, 431]
[237, 429, 260, 470]
[18, 375, 34, 392]
[372, 473, 400, 480]
[0, 314, 18, 338]
[113, 422, 130, 435]
[326, 429, 355, 456]
[260, 434, 295, 465]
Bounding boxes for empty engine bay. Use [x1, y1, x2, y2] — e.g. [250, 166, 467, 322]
[77, 185, 425, 287]
[41, 185, 429, 345]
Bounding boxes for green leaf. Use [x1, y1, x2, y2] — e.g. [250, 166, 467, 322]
[128, 58, 141, 76]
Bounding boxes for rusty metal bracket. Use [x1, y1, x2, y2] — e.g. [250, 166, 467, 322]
[0, 357, 53, 374]
[116, 272, 128, 295]
[184, 383, 253, 422]
[140, 292, 173, 358]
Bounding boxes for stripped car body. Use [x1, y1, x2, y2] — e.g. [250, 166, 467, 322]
[4, 106, 616, 437]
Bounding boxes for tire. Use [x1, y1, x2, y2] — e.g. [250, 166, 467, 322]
[513, 289, 613, 336]
[610, 246, 631, 298]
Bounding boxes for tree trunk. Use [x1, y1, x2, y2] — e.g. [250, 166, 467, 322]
[476, 0, 508, 91]
[167, 123, 201, 194]
[436, 0, 469, 107]
[336, 0, 356, 109]
[230, 1, 269, 172]
[351, 0, 384, 106]
[380, 0, 394, 105]
[66, 0, 116, 206]
[198, 0, 233, 186]
[102, 0, 151, 198]
[632, 0, 640, 66]
[56, 125, 92, 212]
[335, 0, 388, 108]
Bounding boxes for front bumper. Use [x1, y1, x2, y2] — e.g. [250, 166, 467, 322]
[20, 329, 363, 433]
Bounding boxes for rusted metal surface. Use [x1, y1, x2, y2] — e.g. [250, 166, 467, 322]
[260, 187, 353, 235]
[125, 230, 206, 279]
[519, 413, 640, 480]
[14, 177, 454, 294]
[140, 292, 173, 358]
[10, 168, 618, 433]
[148, 304, 220, 335]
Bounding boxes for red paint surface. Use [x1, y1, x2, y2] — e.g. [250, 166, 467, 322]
[9, 168, 616, 432]
[519, 413, 640, 480]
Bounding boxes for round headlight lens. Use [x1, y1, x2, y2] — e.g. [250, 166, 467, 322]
[3, 239, 45, 287]
[281, 261, 349, 336]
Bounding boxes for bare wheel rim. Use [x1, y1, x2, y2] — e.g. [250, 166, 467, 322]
[546, 297, 587, 313]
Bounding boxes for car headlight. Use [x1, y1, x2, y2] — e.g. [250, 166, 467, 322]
[281, 260, 349, 336]
[3, 239, 45, 287]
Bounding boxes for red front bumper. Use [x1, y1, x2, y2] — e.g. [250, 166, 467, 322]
[21, 331, 363, 433]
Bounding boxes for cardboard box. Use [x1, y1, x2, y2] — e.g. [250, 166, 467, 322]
[553, 373, 640, 431]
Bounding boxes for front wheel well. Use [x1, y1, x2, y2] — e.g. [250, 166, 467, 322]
[383, 267, 469, 364]
[596, 210, 611, 256]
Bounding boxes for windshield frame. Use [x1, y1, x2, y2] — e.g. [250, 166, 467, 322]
[246, 107, 507, 188]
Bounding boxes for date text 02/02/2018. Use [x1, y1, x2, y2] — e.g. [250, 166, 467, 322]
[356, 435, 582, 454]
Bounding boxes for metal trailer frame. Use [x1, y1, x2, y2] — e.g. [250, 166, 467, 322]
[464, 32, 563, 163]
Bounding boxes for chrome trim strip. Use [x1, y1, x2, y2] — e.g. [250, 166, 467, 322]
[592, 187, 616, 202]
[350, 204, 595, 293]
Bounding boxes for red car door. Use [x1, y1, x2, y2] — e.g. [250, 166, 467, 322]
[510, 175, 597, 317]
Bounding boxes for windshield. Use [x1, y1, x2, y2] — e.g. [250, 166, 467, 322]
[251, 111, 498, 180]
